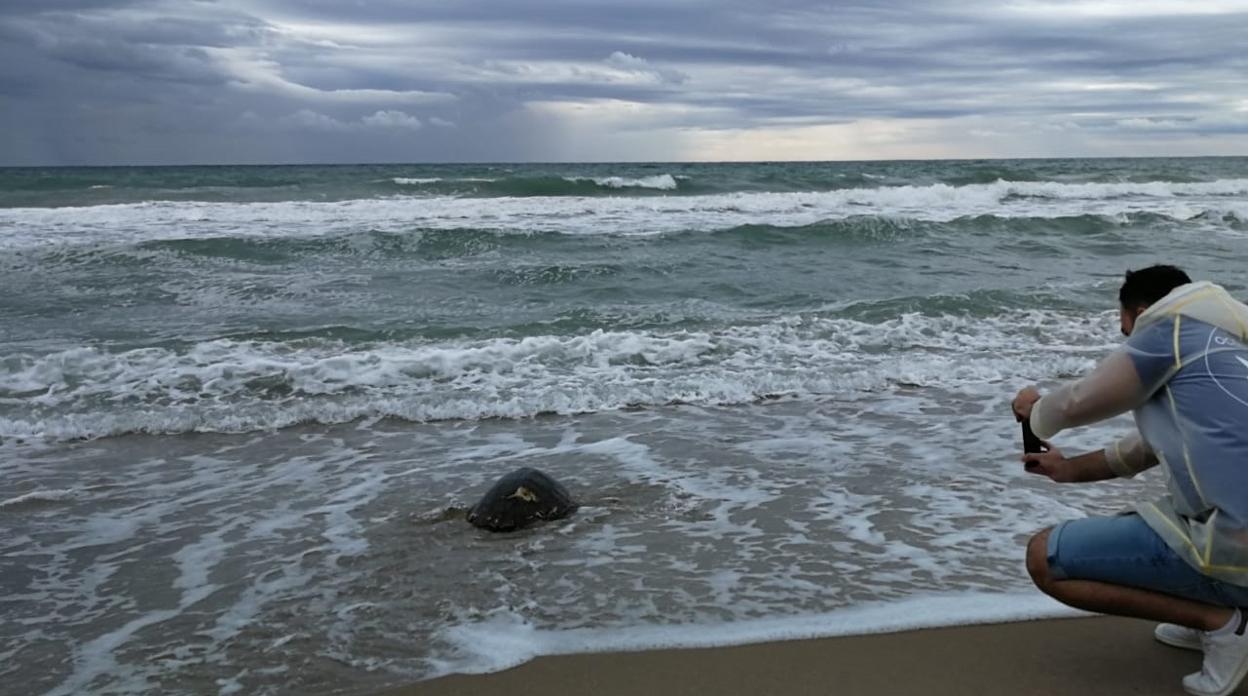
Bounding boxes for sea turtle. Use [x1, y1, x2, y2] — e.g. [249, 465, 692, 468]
[466, 467, 579, 532]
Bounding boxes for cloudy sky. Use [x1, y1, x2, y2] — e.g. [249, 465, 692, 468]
[2, 0, 1247, 165]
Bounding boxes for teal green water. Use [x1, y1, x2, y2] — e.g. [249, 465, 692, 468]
[2, 158, 1245, 207]
[1, 158, 1247, 441]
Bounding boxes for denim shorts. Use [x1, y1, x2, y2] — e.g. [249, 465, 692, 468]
[1046, 513, 1248, 608]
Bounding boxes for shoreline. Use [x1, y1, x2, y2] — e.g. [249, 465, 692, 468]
[396, 616, 1202, 696]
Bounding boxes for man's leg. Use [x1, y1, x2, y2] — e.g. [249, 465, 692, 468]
[1027, 527, 1235, 631]
[1029, 517, 1248, 696]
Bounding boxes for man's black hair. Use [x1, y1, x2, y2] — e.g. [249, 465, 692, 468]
[1119, 265, 1191, 308]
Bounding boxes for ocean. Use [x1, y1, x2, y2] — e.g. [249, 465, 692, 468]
[2, 158, 1246, 694]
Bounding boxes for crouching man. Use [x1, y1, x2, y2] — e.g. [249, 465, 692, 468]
[1014, 265, 1248, 696]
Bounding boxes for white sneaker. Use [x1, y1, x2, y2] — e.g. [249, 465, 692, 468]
[1156, 623, 1205, 651]
[1183, 616, 1248, 696]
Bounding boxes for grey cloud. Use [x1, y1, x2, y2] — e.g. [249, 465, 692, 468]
[1, 0, 1245, 164]
[42, 38, 227, 85]
[2, 7, 253, 90]
[272, 108, 424, 131]
[0, 0, 146, 15]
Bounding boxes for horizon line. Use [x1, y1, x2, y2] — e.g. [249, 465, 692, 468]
[2, 154, 1247, 169]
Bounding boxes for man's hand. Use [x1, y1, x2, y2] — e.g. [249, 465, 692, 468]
[1013, 386, 1042, 422]
[1022, 446, 1068, 482]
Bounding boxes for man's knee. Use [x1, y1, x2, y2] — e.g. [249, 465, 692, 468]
[1026, 527, 1054, 589]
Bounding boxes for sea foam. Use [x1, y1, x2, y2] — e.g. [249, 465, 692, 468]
[0, 311, 1117, 442]
[429, 592, 1085, 678]
[4, 179, 1244, 251]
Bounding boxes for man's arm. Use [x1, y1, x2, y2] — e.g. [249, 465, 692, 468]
[1023, 447, 1118, 483]
[1017, 319, 1179, 441]
[1028, 350, 1147, 440]
[1023, 431, 1159, 483]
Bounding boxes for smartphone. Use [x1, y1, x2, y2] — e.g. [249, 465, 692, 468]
[1021, 418, 1047, 454]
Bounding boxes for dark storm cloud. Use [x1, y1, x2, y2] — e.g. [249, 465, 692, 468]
[2, 0, 1245, 164]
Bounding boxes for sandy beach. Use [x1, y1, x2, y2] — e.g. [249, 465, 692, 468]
[401, 616, 1207, 696]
